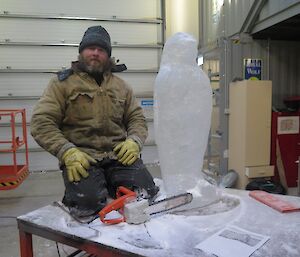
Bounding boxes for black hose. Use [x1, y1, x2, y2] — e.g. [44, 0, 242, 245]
[66, 249, 82, 257]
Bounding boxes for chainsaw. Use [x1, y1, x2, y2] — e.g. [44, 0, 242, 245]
[99, 186, 193, 225]
[54, 186, 192, 225]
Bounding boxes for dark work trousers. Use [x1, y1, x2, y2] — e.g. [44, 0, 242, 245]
[61, 158, 158, 216]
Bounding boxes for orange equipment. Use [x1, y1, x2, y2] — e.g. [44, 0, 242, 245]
[99, 186, 137, 224]
[249, 190, 300, 213]
[0, 109, 29, 190]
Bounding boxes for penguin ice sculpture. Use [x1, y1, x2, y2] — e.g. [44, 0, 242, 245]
[154, 32, 213, 196]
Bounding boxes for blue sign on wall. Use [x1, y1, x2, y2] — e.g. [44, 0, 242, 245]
[141, 99, 154, 106]
[244, 59, 262, 80]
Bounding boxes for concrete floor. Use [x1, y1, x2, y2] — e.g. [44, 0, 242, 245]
[0, 165, 162, 257]
[0, 171, 69, 257]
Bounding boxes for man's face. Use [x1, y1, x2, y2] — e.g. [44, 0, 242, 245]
[79, 46, 109, 73]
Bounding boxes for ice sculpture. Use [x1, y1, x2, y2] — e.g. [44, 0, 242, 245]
[154, 32, 213, 197]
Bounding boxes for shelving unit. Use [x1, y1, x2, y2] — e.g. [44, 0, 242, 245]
[0, 109, 29, 190]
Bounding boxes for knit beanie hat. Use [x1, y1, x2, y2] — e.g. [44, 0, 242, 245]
[79, 26, 112, 56]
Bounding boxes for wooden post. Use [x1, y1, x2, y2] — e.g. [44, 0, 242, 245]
[297, 157, 300, 196]
[276, 139, 288, 191]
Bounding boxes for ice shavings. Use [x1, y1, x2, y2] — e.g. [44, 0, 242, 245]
[119, 225, 163, 250]
[86, 181, 242, 256]
[282, 244, 300, 256]
[18, 204, 100, 239]
[17, 184, 300, 257]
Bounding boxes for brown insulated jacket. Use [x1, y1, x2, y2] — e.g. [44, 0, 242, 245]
[30, 69, 148, 162]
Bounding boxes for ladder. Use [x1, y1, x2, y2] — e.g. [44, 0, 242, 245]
[0, 109, 29, 190]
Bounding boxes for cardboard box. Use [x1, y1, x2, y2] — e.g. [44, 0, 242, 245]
[228, 80, 273, 189]
[245, 165, 274, 178]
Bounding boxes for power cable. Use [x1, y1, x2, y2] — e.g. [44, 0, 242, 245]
[55, 242, 61, 257]
[66, 249, 83, 257]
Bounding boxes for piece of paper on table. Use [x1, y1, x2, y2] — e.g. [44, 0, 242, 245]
[195, 225, 270, 257]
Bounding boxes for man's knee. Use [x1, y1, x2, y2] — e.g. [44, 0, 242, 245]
[105, 159, 159, 199]
[62, 165, 108, 214]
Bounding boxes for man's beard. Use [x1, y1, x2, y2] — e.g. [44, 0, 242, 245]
[78, 54, 111, 74]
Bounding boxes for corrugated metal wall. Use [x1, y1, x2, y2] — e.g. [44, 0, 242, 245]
[228, 39, 269, 80]
[224, 0, 255, 37]
[201, 0, 223, 48]
[201, 0, 300, 47]
[201, 0, 300, 108]
[269, 40, 300, 108]
[226, 39, 300, 108]
[202, 60, 221, 171]
[200, 0, 300, 173]
[201, 0, 255, 48]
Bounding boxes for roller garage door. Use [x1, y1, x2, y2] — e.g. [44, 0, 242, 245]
[0, 0, 164, 171]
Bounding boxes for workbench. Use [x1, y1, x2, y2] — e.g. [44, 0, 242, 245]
[17, 189, 300, 257]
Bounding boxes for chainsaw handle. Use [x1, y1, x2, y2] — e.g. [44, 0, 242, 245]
[99, 186, 136, 224]
[116, 186, 136, 198]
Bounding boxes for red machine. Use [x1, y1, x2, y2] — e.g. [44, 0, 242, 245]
[0, 109, 29, 190]
[271, 111, 300, 187]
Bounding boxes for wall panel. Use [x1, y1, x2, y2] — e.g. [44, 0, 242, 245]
[0, 46, 160, 70]
[0, 18, 160, 44]
[1, 0, 161, 18]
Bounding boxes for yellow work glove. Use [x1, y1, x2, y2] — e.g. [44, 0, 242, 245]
[62, 148, 97, 182]
[113, 139, 140, 166]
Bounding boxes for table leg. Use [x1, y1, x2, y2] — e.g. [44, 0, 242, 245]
[297, 157, 300, 196]
[19, 230, 33, 257]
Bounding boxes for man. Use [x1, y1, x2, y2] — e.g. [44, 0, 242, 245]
[31, 26, 158, 219]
